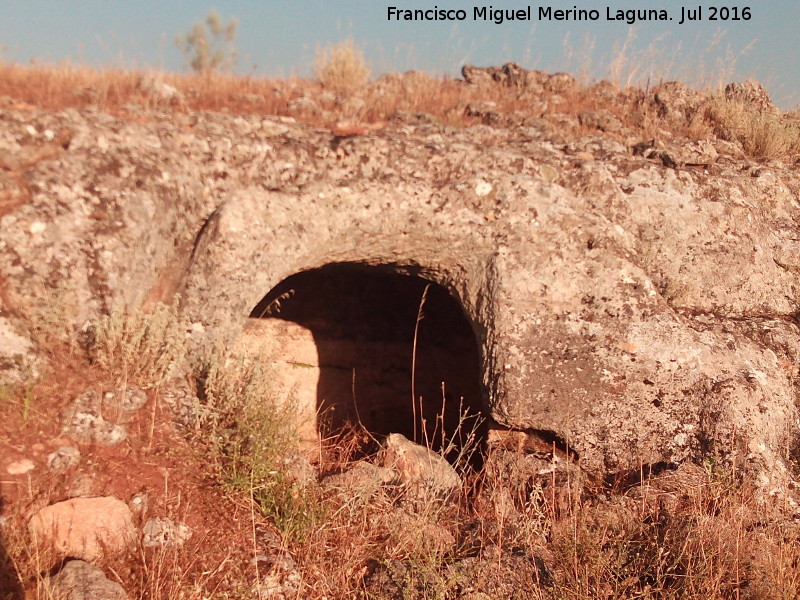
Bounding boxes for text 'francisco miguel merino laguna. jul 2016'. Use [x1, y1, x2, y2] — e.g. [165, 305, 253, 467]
[387, 5, 752, 25]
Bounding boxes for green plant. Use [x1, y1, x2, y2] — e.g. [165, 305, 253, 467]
[175, 10, 238, 75]
[196, 345, 325, 541]
[313, 38, 370, 94]
[86, 300, 186, 389]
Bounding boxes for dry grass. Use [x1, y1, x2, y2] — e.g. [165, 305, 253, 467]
[0, 56, 645, 133]
[313, 39, 371, 94]
[4, 346, 800, 600]
[3, 52, 800, 598]
[706, 97, 800, 160]
[4, 54, 797, 159]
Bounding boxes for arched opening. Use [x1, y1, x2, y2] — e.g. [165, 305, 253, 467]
[247, 263, 487, 463]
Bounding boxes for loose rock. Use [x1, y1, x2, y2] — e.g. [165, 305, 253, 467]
[5, 458, 35, 475]
[381, 434, 461, 499]
[47, 446, 81, 472]
[0, 316, 38, 385]
[61, 391, 128, 446]
[142, 517, 192, 548]
[29, 496, 137, 561]
[48, 560, 128, 600]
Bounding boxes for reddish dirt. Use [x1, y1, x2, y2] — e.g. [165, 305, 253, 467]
[0, 350, 271, 597]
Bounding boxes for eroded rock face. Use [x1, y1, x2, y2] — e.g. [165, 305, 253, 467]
[0, 84, 798, 484]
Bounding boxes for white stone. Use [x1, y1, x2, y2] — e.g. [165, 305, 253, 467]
[6, 458, 35, 475]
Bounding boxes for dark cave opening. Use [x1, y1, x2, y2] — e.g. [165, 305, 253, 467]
[249, 263, 487, 462]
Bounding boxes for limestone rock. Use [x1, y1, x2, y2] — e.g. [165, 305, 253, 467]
[103, 386, 148, 415]
[462, 62, 548, 91]
[579, 110, 622, 133]
[322, 461, 395, 497]
[233, 319, 323, 451]
[464, 101, 498, 119]
[138, 75, 183, 106]
[159, 376, 197, 428]
[142, 517, 192, 548]
[29, 497, 137, 561]
[725, 80, 778, 113]
[461, 64, 500, 87]
[381, 434, 460, 499]
[0, 91, 798, 492]
[253, 552, 301, 600]
[653, 81, 707, 123]
[67, 474, 95, 498]
[280, 452, 317, 487]
[47, 446, 81, 472]
[543, 72, 575, 93]
[369, 508, 457, 555]
[0, 316, 38, 385]
[48, 560, 127, 600]
[129, 492, 149, 515]
[61, 391, 128, 446]
[5, 458, 35, 475]
[61, 387, 147, 445]
[286, 96, 320, 115]
[586, 80, 622, 103]
[633, 138, 719, 167]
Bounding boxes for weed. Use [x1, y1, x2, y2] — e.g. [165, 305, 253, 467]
[85, 300, 186, 389]
[195, 344, 324, 543]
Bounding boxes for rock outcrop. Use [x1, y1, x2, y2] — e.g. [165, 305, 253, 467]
[1, 72, 798, 489]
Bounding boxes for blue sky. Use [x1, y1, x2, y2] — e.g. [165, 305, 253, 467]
[1, 1, 798, 108]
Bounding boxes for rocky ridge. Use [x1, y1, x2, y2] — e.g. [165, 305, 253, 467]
[1, 63, 800, 599]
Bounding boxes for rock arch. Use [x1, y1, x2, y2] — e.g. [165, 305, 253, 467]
[179, 184, 796, 477]
[244, 263, 487, 458]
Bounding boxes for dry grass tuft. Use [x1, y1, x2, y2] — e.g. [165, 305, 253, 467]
[313, 39, 371, 94]
[706, 97, 800, 159]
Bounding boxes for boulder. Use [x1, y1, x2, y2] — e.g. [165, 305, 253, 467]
[381, 433, 461, 499]
[48, 560, 127, 600]
[29, 497, 137, 561]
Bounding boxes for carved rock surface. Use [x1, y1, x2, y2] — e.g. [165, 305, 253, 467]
[0, 98, 798, 483]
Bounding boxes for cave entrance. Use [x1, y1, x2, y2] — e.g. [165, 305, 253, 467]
[248, 263, 486, 463]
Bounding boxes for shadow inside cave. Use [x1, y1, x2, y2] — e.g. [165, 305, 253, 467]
[250, 263, 487, 464]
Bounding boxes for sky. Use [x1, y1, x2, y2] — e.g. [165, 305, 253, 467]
[1, 1, 798, 109]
